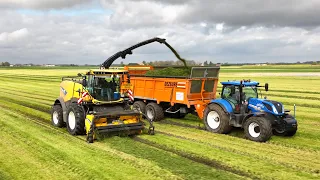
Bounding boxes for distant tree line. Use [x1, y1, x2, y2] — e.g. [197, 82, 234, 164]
[141, 60, 218, 66]
[0, 62, 10, 66]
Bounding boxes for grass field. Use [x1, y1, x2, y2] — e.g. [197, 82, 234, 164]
[0, 65, 320, 180]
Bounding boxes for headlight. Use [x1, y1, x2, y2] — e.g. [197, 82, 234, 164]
[272, 105, 278, 114]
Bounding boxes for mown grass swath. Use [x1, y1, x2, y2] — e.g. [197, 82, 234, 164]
[0, 66, 320, 180]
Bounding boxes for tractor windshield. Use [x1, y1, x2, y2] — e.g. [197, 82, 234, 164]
[243, 86, 258, 100]
[87, 75, 121, 101]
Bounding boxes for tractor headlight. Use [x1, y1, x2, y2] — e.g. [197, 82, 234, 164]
[272, 105, 278, 114]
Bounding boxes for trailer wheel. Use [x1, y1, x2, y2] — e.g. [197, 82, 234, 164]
[51, 105, 65, 127]
[66, 103, 86, 135]
[244, 117, 272, 142]
[145, 102, 164, 121]
[203, 104, 232, 134]
[133, 101, 146, 114]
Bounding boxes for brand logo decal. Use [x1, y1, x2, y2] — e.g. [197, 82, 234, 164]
[164, 82, 177, 87]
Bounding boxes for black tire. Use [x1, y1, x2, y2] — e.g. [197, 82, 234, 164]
[51, 104, 65, 128]
[203, 104, 232, 134]
[244, 116, 272, 142]
[133, 101, 146, 113]
[145, 102, 164, 121]
[66, 103, 86, 135]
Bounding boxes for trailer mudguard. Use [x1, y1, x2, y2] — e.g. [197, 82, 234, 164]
[210, 99, 233, 113]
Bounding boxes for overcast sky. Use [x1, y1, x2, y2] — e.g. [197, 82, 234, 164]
[0, 0, 319, 65]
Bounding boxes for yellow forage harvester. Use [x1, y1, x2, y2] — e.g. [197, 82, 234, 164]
[51, 68, 154, 143]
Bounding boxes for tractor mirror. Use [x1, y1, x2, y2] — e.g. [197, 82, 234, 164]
[77, 73, 82, 77]
[265, 83, 269, 91]
[82, 79, 87, 87]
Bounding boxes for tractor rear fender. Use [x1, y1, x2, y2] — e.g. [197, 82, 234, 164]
[54, 97, 67, 122]
[210, 99, 233, 114]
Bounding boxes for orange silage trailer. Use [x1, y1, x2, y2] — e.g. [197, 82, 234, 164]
[121, 66, 220, 121]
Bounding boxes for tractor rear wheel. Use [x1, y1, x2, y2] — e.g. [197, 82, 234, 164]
[244, 117, 272, 142]
[203, 104, 232, 134]
[145, 102, 164, 121]
[66, 103, 86, 135]
[133, 101, 146, 114]
[51, 105, 65, 127]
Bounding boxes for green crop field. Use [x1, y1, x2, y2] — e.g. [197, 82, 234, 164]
[0, 65, 320, 180]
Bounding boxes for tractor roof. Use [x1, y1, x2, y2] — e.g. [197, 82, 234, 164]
[221, 80, 259, 86]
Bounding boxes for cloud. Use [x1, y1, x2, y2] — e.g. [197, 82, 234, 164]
[0, 0, 93, 9]
[0, 0, 320, 64]
[129, 0, 320, 28]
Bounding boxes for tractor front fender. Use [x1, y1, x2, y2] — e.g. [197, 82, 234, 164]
[54, 97, 67, 122]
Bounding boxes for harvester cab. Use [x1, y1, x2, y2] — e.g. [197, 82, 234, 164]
[204, 80, 297, 142]
[52, 68, 154, 143]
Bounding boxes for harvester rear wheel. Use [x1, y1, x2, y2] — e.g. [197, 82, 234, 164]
[203, 104, 232, 134]
[146, 102, 164, 121]
[66, 103, 86, 135]
[244, 117, 272, 142]
[133, 101, 146, 114]
[51, 105, 65, 127]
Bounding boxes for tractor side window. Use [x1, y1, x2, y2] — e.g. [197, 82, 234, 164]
[222, 86, 232, 99]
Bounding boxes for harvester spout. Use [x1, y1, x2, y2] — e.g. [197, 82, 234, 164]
[100, 37, 188, 69]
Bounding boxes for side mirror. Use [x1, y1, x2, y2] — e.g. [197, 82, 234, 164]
[82, 79, 87, 87]
[77, 73, 82, 77]
[265, 83, 269, 91]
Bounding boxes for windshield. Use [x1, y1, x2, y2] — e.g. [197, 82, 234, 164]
[87, 75, 121, 101]
[243, 86, 258, 100]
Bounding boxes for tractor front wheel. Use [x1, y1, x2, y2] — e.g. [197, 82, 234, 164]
[51, 105, 65, 128]
[244, 117, 272, 142]
[203, 104, 232, 134]
[66, 103, 86, 135]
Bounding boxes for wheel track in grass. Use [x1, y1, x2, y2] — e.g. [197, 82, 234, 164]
[153, 123, 320, 167]
[0, 112, 99, 179]
[2, 85, 58, 99]
[0, 96, 51, 113]
[0, 107, 186, 180]
[154, 131, 320, 174]
[2, 90, 54, 103]
[132, 136, 256, 179]
[0, 100, 251, 179]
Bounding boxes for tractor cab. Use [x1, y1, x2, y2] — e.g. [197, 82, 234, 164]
[82, 69, 131, 103]
[220, 80, 264, 114]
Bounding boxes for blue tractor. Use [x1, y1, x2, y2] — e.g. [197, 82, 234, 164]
[203, 80, 298, 142]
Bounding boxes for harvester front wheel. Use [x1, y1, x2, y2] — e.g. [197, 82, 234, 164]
[133, 101, 146, 114]
[146, 102, 164, 121]
[66, 104, 85, 135]
[203, 104, 232, 134]
[51, 105, 65, 127]
[244, 117, 272, 142]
